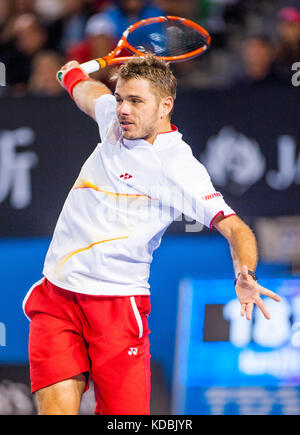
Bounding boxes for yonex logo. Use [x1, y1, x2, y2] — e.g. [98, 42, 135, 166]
[128, 347, 138, 355]
[120, 173, 133, 180]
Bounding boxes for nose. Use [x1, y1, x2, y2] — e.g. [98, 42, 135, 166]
[118, 100, 131, 116]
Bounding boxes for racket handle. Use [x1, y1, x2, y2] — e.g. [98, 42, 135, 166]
[80, 58, 107, 74]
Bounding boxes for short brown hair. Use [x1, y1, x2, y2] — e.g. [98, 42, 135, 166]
[111, 53, 177, 102]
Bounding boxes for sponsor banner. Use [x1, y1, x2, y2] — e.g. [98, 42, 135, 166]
[0, 85, 299, 236]
[175, 85, 300, 222]
[172, 277, 300, 415]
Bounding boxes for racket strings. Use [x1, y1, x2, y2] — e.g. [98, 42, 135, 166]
[166, 24, 207, 56]
[127, 21, 208, 58]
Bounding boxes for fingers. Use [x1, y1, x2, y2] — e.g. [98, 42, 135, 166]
[240, 299, 270, 320]
[241, 303, 254, 320]
[246, 303, 254, 321]
[240, 302, 254, 320]
[255, 297, 271, 320]
[260, 286, 281, 302]
[238, 274, 281, 320]
[61, 61, 80, 72]
[241, 304, 246, 317]
[57, 61, 81, 84]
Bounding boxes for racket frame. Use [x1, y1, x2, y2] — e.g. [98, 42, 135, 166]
[81, 16, 211, 74]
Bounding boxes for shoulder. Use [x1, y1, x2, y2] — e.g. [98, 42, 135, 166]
[161, 137, 211, 184]
[94, 94, 119, 141]
[95, 93, 116, 115]
[161, 138, 197, 168]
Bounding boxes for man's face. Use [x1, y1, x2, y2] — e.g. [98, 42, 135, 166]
[115, 78, 163, 142]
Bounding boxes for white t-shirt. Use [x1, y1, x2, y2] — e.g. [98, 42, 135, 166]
[43, 94, 235, 295]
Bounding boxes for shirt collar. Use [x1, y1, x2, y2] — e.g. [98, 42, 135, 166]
[122, 124, 179, 149]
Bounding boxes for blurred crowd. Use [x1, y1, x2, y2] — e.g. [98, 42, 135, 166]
[0, 0, 299, 97]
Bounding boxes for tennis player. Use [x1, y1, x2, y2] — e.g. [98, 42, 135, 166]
[23, 54, 281, 415]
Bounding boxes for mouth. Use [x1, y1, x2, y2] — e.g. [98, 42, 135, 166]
[119, 119, 134, 129]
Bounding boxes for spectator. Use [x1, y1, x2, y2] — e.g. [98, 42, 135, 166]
[85, 0, 164, 42]
[68, 9, 116, 63]
[28, 50, 66, 96]
[67, 17, 116, 89]
[13, 0, 36, 15]
[234, 34, 282, 86]
[47, 0, 93, 53]
[35, 0, 65, 22]
[0, 0, 12, 33]
[88, 0, 112, 13]
[275, 6, 300, 80]
[154, 0, 197, 20]
[0, 0, 36, 44]
[14, 14, 47, 57]
[1, 14, 47, 95]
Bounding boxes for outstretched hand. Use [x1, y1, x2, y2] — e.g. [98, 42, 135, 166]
[235, 265, 281, 320]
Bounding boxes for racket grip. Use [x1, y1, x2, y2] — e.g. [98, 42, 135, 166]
[80, 59, 107, 74]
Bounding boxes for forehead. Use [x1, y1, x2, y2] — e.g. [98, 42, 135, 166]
[115, 77, 157, 98]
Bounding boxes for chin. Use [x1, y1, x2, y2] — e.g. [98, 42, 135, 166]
[122, 128, 153, 141]
[123, 133, 136, 140]
[122, 130, 142, 140]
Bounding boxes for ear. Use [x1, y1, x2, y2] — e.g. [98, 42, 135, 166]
[160, 96, 174, 119]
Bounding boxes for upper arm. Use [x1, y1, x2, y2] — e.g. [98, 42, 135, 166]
[94, 93, 118, 140]
[72, 80, 112, 121]
[165, 148, 236, 228]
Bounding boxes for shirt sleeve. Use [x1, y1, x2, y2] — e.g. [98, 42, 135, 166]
[94, 93, 117, 141]
[164, 146, 236, 228]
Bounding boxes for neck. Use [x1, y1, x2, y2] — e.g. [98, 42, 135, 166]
[146, 119, 172, 144]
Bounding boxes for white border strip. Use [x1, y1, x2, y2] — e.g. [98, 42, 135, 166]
[130, 296, 143, 338]
[22, 277, 44, 321]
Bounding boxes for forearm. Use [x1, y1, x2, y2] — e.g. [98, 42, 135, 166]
[228, 224, 258, 276]
[214, 215, 258, 276]
[72, 79, 112, 120]
[57, 61, 112, 120]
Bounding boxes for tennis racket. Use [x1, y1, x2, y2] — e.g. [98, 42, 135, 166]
[78, 15, 211, 75]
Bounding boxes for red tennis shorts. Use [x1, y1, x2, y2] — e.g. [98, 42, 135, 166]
[23, 278, 151, 415]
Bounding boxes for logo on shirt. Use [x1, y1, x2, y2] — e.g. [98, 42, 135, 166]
[120, 173, 133, 180]
[202, 192, 222, 201]
[128, 347, 138, 356]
